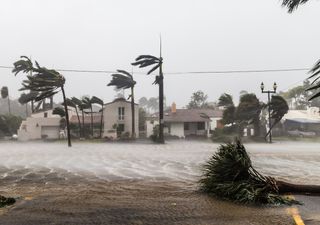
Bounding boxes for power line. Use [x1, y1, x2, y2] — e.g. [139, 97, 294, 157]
[0, 65, 310, 75]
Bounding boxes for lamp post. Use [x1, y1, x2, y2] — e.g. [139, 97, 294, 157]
[261, 82, 277, 143]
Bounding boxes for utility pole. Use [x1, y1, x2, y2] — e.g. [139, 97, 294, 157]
[260, 82, 277, 143]
[158, 36, 164, 144]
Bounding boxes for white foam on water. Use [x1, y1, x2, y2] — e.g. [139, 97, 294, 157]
[0, 141, 319, 184]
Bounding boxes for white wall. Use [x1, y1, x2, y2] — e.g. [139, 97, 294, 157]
[169, 123, 184, 138]
[103, 100, 139, 138]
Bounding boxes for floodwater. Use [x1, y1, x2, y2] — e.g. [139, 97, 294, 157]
[0, 140, 319, 225]
[0, 140, 319, 185]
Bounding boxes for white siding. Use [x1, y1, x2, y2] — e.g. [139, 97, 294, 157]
[169, 123, 184, 138]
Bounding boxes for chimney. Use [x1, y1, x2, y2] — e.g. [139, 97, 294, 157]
[171, 102, 177, 113]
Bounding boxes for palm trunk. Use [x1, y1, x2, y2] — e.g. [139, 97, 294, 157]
[159, 63, 164, 144]
[131, 87, 136, 139]
[25, 104, 28, 117]
[90, 106, 93, 138]
[81, 110, 85, 138]
[61, 86, 71, 147]
[8, 96, 11, 114]
[75, 107, 81, 138]
[100, 105, 104, 138]
[277, 180, 320, 194]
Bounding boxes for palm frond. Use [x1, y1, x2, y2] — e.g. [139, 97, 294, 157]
[282, 0, 309, 13]
[200, 141, 300, 205]
[108, 70, 136, 90]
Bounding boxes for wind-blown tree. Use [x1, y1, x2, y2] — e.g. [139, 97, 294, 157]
[218, 93, 233, 108]
[307, 61, 320, 100]
[1, 86, 11, 114]
[218, 93, 237, 126]
[264, 95, 289, 139]
[65, 98, 82, 138]
[12, 56, 72, 147]
[132, 44, 164, 143]
[18, 93, 29, 117]
[108, 70, 137, 139]
[187, 90, 209, 109]
[236, 93, 263, 137]
[90, 96, 104, 138]
[282, 0, 309, 12]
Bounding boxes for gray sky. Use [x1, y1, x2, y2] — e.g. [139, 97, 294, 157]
[0, 0, 319, 107]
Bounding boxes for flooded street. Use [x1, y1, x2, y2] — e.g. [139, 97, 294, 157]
[0, 140, 319, 224]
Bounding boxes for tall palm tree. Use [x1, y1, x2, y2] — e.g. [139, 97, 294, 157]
[307, 60, 320, 100]
[132, 40, 164, 143]
[70, 97, 84, 138]
[90, 96, 104, 138]
[282, 0, 309, 12]
[1, 86, 11, 114]
[82, 97, 94, 138]
[65, 98, 82, 138]
[12, 56, 72, 147]
[108, 70, 137, 139]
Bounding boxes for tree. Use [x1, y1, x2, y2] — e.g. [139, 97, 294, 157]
[187, 90, 209, 109]
[108, 70, 137, 139]
[12, 56, 72, 147]
[282, 0, 310, 12]
[264, 95, 289, 139]
[218, 93, 234, 108]
[132, 46, 164, 143]
[236, 93, 263, 137]
[90, 96, 104, 138]
[1, 86, 11, 114]
[307, 60, 320, 101]
[218, 93, 236, 126]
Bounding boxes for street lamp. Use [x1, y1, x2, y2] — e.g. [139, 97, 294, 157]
[261, 82, 277, 143]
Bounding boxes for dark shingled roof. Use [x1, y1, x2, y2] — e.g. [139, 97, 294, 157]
[160, 109, 223, 123]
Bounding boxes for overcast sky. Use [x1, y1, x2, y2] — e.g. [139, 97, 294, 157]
[0, 0, 319, 107]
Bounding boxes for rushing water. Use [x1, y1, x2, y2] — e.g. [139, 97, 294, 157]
[0, 141, 319, 185]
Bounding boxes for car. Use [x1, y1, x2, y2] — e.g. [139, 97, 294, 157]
[287, 130, 316, 137]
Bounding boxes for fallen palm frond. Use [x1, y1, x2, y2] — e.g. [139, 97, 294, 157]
[199, 141, 300, 205]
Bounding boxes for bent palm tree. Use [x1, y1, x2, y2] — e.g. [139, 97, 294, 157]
[307, 60, 320, 100]
[65, 98, 82, 138]
[108, 70, 137, 139]
[12, 56, 72, 147]
[132, 42, 164, 143]
[90, 96, 104, 138]
[82, 97, 94, 138]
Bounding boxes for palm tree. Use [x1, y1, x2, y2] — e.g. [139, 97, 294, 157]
[70, 97, 84, 138]
[82, 97, 94, 138]
[18, 93, 29, 117]
[12, 56, 72, 147]
[108, 70, 137, 139]
[1, 86, 11, 114]
[282, 0, 309, 12]
[307, 60, 320, 100]
[132, 41, 164, 143]
[90, 96, 104, 138]
[65, 98, 82, 138]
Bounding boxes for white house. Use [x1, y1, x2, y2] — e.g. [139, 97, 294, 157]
[18, 109, 62, 141]
[146, 103, 223, 138]
[103, 98, 139, 139]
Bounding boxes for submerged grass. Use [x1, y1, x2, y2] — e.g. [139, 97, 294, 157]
[199, 140, 300, 205]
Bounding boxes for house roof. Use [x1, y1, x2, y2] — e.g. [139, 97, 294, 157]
[151, 108, 223, 123]
[69, 115, 102, 124]
[284, 118, 320, 124]
[104, 98, 138, 106]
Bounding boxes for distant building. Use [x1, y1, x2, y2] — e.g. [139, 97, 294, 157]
[103, 98, 139, 139]
[146, 103, 223, 138]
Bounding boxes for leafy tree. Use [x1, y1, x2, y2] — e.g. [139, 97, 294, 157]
[236, 93, 263, 137]
[12, 56, 72, 147]
[108, 70, 137, 139]
[187, 90, 209, 109]
[132, 49, 164, 143]
[218, 93, 236, 126]
[90, 96, 104, 138]
[139, 108, 147, 132]
[139, 97, 148, 109]
[1, 86, 11, 114]
[218, 93, 234, 108]
[0, 114, 22, 137]
[264, 95, 289, 139]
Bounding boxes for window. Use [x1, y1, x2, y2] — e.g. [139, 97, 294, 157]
[197, 122, 205, 130]
[117, 124, 125, 132]
[118, 107, 125, 120]
[44, 112, 48, 118]
[184, 122, 189, 130]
